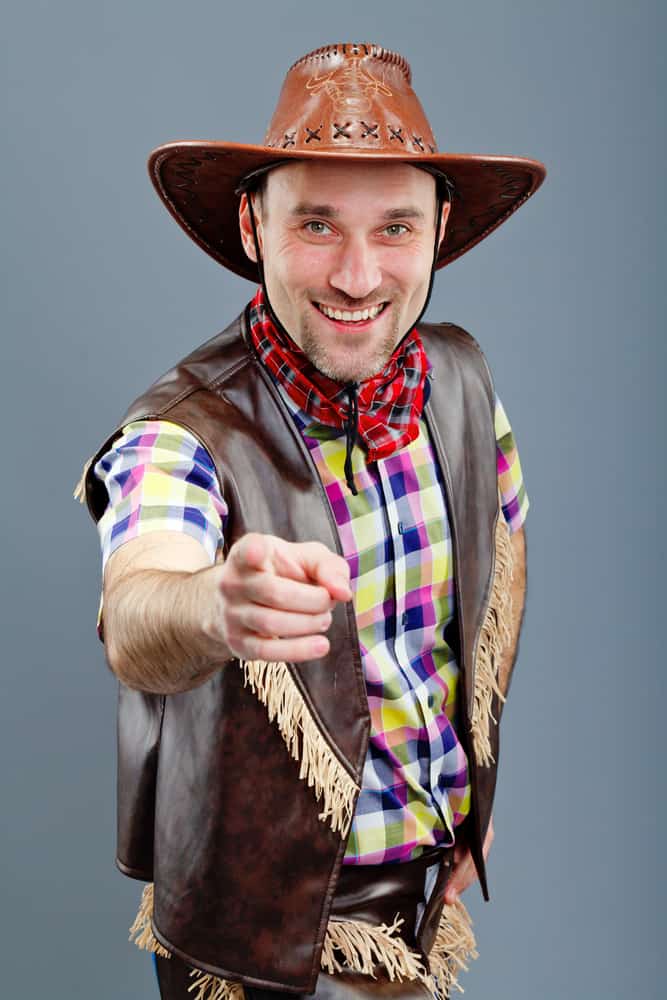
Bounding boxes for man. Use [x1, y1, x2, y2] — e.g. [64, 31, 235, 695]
[75, 42, 544, 1000]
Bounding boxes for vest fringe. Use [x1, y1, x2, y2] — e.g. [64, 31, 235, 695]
[129, 885, 477, 996]
[188, 969, 246, 1000]
[321, 914, 424, 980]
[73, 456, 94, 504]
[470, 491, 514, 767]
[240, 657, 359, 836]
[428, 898, 479, 995]
[128, 883, 171, 958]
[320, 900, 477, 995]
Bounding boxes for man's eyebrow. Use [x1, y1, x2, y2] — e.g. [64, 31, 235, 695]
[382, 207, 426, 221]
[290, 203, 340, 218]
[288, 203, 426, 221]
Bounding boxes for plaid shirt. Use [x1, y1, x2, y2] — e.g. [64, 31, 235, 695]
[94, 348, 528, 865]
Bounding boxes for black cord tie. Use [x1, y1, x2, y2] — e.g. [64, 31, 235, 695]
[344, 381, 359, 496]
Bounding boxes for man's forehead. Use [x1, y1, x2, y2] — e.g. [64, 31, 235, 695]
[264, 159, 437, 206]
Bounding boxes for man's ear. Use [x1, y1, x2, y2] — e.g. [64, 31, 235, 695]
[238, 192, 263, 263]
[437, 200, 451, 251]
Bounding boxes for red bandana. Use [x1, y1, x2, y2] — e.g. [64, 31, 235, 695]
[246, 287, 430, 493]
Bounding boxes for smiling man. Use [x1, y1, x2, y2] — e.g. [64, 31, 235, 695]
[76, 42, 545, 1000]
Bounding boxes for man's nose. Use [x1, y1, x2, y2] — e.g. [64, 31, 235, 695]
[328, 237, 382, 300]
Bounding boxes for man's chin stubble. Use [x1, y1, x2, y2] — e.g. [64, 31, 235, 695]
[300, 316, 401, 384]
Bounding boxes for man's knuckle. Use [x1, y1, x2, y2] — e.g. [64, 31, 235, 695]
[262, 579, 282, 606]
[247, 634, 270, 660]
[229, 536, 244, 559]
[250, 606, 275, 635]
[225, 624, 243, 650]
[235, 532, 258, 564]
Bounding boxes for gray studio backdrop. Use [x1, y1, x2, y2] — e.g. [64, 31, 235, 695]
[2, 1, 664, 998]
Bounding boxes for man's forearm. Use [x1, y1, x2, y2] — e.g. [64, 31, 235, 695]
[103, 566, 232, 695]
[498, 527, 527, 700]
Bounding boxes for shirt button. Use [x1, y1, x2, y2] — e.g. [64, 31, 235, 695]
[397, 522, 405, 534]
[428, 693, 436, 710]
[401, 612, 409, 628]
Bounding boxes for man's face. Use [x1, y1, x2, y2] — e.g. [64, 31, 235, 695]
[239, 160, 449, 383]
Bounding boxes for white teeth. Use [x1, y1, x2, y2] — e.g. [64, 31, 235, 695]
[318, 303, 384, 322]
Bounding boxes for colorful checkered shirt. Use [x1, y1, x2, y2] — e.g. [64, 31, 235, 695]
[93, 355, 529, 865]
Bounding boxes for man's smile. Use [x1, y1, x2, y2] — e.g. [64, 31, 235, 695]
[313, 300, 389, 328]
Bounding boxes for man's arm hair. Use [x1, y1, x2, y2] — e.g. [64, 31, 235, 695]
[498, 524, 527, 700]
[101, 531, 234, 695]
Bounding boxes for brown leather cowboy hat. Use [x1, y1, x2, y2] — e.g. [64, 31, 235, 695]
[148, 42, 546, 281]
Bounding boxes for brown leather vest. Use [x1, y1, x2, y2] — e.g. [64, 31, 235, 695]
[82, 307, 505, 991]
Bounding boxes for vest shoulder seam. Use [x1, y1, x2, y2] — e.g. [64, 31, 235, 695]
[419, 320, 496, 404]
[145, 353, 254, 420]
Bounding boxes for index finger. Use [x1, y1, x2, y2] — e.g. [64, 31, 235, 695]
[278, 541, 352, 602]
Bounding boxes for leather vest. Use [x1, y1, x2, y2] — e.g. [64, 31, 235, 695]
[82, 307, 508, 991]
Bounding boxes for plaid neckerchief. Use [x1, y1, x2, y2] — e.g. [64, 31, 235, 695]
[246, 286, 430, 493]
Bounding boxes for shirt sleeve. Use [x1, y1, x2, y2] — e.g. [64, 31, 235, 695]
[92, 419, 228, 637]
[495, 393, 530, 534]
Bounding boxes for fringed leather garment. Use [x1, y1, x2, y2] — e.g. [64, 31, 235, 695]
[75, 308, 514, 996]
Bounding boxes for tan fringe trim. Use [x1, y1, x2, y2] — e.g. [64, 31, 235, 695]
[128, 883, 172, 958]
[240, 658, 359, 836]
[321, 914, 425, 980]
[73, 456, 94, 504]
[187, 969, 245, 1000]
[470, 492, 515, 767]
[128, 885, 244, 997]
[428, 898, 479, 995]
[320, 900, 477, 995]
[129, 887, 477, 996]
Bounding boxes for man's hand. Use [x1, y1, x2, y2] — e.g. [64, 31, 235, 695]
[102, 530, 353, 693]
[205, 532, 353, 664]
[443, 814, 494, 905]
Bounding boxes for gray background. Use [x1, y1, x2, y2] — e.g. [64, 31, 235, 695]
[2, 0, 664, 997]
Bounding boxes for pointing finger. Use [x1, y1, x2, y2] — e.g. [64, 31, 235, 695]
[286, 542, 352, 601]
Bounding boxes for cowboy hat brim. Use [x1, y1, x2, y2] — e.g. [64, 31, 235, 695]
[148, 141, 546, 282]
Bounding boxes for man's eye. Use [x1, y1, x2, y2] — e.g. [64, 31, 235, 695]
[305, 221, 331, 235]
[385, 224, 409, 237]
